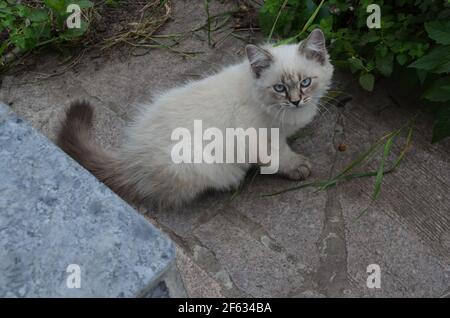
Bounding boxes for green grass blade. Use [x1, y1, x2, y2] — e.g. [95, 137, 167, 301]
[299, 0, 325, 35]
[263, 115, 416, 222]
[268, 0, 289, 41]
[230, 167, 259, 200]
[262, 180, 328, 197]
[355, 125, 414, 220]
[263, 134, 389, 196]
[354, 135, 395, 220]
[275, 0, 325, 46]
[373, 133, 395, 199]
[391, 125, 414, 170]
[287, 128, 312, 142]
[317, 135, 390, 190]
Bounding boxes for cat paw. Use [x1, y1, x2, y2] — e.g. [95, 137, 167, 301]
[283, 164, 311, 181]
[282, 158, 311, 181]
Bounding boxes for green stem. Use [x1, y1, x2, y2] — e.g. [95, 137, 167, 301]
[263, 114, 418, 205]
[268, 0, 289, 41]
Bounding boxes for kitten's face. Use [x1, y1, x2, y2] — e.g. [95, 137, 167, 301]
[246, 29, 334, 123]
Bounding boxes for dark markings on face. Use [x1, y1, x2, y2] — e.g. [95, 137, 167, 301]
[274, 73, 317, 106]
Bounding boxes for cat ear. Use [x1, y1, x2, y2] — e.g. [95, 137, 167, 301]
[299, 29, 327, 64]
[245, 45, 273, 78]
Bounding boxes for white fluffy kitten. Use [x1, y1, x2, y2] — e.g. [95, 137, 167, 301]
[58, 29, 334, 208]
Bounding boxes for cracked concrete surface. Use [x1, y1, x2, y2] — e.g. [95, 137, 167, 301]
[1, 0, 449, 297]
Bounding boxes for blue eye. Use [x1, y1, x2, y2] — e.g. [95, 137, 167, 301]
[273, 84, 286, 92]
[301, 78, 311, 88]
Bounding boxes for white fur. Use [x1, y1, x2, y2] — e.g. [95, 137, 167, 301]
[118, 39, 334, 207]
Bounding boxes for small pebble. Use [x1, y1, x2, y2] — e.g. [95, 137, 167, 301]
[338, 143, 348, 152]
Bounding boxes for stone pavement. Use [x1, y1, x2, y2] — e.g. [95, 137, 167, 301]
[1, 0, 449, 297]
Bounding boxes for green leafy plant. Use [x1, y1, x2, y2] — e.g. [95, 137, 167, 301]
[411, 20, 450, 142]
[259, 0, 450, 143]
[0, 0, 93, 66]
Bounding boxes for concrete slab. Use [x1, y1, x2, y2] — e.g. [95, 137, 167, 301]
[1, 0, 449, 297]
[0, 103, 176, 297]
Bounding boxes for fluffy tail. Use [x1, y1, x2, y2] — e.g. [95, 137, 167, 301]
[57, 101, 137, 203]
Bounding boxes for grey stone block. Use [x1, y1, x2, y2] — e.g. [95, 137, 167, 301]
[0, 102, 176, 297]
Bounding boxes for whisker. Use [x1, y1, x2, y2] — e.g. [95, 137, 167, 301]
[317, 101, 333, 115]
[315, 103, 332, 120]
[281, 108, 288, 129]
[315, 105, 326, 119]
